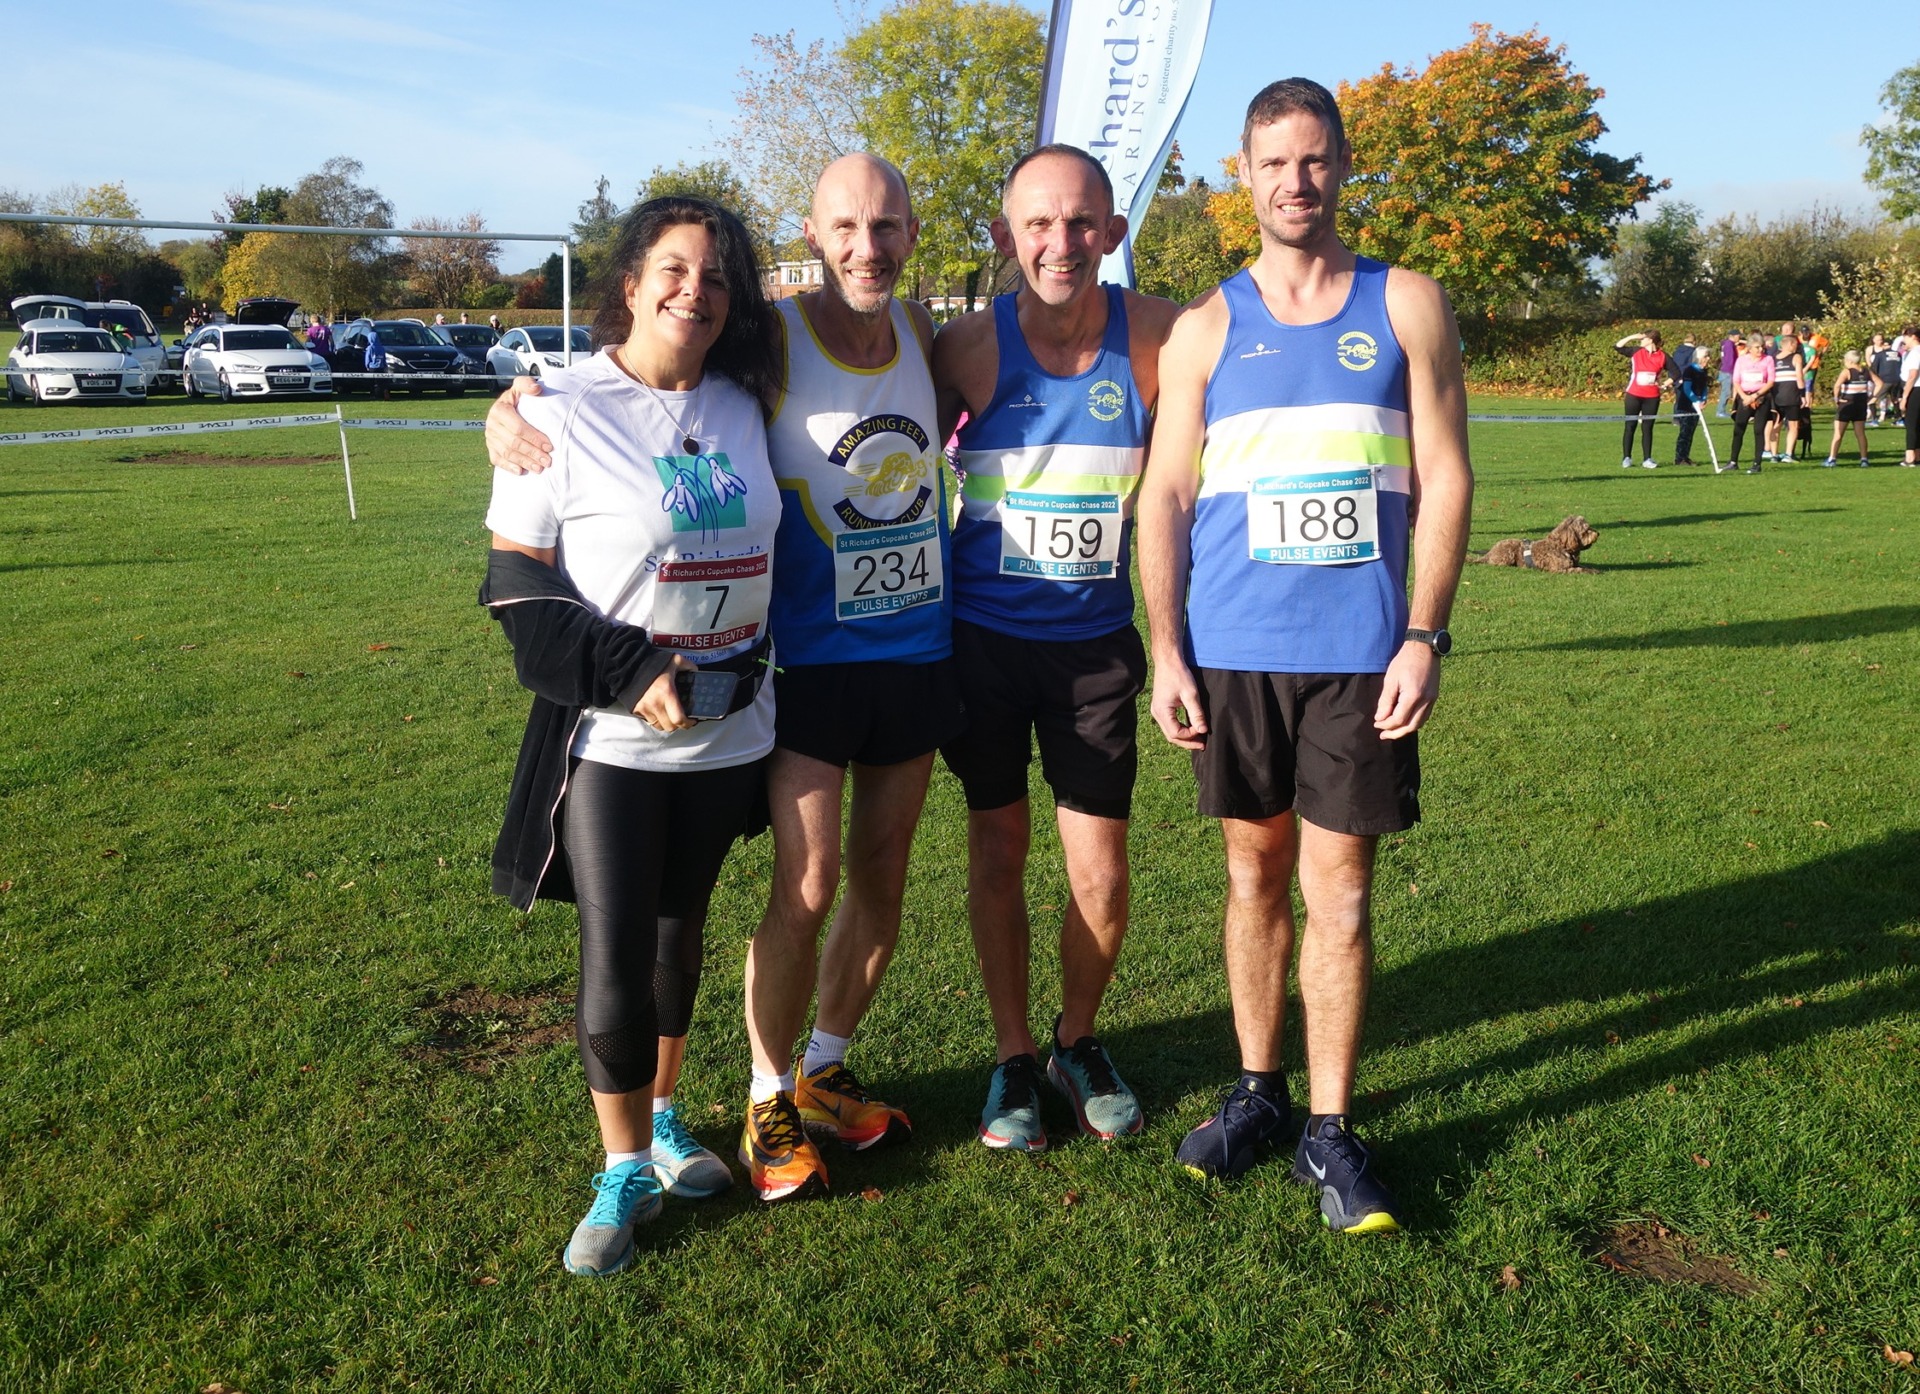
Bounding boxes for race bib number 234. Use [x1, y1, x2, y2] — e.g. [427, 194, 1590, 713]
[834, 516, 943, 621]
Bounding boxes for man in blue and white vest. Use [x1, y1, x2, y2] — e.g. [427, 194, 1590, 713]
[1138, 78, 1473, 1233]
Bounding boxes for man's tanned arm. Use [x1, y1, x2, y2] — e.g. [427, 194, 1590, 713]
[1136, 294, 1227, 750]
[1374, 269, 1473, 739]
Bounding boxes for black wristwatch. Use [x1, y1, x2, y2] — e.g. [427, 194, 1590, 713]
[1404, 627, 1453, 656]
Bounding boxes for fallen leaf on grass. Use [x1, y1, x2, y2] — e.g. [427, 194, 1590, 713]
[1887, 1347, 1915, 1367]
[286, 670, 307, 679]
[403, 715, 415, 723]
[338, 881, 356, 890]
[1786, 998, 1805, 1008]
[1754, 1210, 1771, 1221]
[298, 1064, 313, 1073]
[1499, 1265, 1521, 1291]
[1605, 1031, 1621, 1046]
[268, 802, 292, 812]
[1773, 1247, 1789, 1259]
[859, 1186, 884, 1202]
[1691, 1154, 1711, 1168]
[1866, 663, 1882, 672]
[100, 849, 120, 859]
[367, 642, 393, 652]
[1408, 883, 1420, 896]
[1062, 1190, 1081, 1208]
[473, 1275, 498, 1287]
[1665, 1083, 1676, 1094]
[202, 1384, 244, 1394]
[0, 881, 11, 893]
[1810, 820, 1829, 829]
[1745, 841, 1759, 849]
[1775, 722, 1790, 732]
[179, 643, 199, 651]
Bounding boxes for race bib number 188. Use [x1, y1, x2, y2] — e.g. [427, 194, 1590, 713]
[1247, 471, 1379, 565]
[834, 516, 944, 621]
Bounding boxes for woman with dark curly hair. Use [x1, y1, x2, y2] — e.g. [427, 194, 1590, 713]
[481, 196, 782, 1276]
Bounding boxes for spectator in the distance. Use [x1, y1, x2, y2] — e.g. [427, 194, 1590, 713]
[1672, 338, 1710, 466]
[489, 314, 504, 336]
[1728, 333, 1776, 474]
[1763, 330, 1806, 463]
[1717, 330, 1741, 417]
[1825, 350, 1872, 468]
[1616, 330, 1668, 468]
[1902, 325, 1920, 468]
[1869, 332, 1902, 425]
[306, 314, 333, 356]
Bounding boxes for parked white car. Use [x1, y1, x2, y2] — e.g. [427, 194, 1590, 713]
[9, 294, 174, 389]
[485, 324, 592, 379]
[180, 324, 334, 400]
[5, 319, 148, 403]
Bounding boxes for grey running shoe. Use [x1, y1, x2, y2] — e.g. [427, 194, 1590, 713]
[562, 1160, 663, 1276]
[652, 1105, 732, 1199]
[1045, 1018, 1143, 1139]
[979, 1053, 1048, 1152]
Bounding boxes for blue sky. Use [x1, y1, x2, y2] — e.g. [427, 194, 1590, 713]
[6, 0, 1894, 269]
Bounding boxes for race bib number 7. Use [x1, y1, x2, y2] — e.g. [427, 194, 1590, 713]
[652, 554, 771, 650]
[1247, 471, 1379, 565]
[999, 490, 1122, 580]
[834, 516, 943, 621]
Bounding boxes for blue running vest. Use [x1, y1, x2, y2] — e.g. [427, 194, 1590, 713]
[1189, 259, 1412, 673]
[953, 285, 1148, 640]
[764, 296, 953, 665]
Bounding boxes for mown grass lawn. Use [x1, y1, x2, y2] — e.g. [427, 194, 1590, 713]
[1, 394, 1915, 1392]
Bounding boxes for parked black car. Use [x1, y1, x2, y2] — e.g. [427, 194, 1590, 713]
[328, 318, 477, 396]
[430, 323, 502, 389]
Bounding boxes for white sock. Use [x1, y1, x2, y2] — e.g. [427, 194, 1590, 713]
[750, 1070, 794, 1104]
[802, 1027, 851, 1076]
[651, 1095, 673, 1116]
[605, 1148, 651, 1170]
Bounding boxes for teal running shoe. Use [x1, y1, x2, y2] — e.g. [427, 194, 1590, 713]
[1045, 1017, 1143, 1139]
[978, 1053, 1048, 1152]
[561, 1159, 662, 1277]
[652, 1106, 733, 1199]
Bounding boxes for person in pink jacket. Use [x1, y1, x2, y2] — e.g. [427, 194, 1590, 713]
[1726, 333, 1776, 474]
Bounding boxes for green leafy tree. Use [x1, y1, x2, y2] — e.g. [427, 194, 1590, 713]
[217, 186, 291, 247]
[1215, 27, 1661, 317]
[1819, 236, 1920, 354]
[1133, 175, 1239, 305]
[843, 0, 1043, 308]
[722, 27, 863, 245]
[48, 182, 148, 259]
[276, 157, 395, 315]
[1604, 200, 1706, 316]
[1698, 209, 1894, 319]
[638, 159, 772, 255]
[166, 238, 227, 303]
[1861, 61, 1920, 222]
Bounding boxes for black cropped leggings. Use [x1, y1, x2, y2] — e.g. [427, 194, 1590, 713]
[1622, 393, 1659, 459]
[1729, 397, 1769, 464]
[562, 755, 763, 1095]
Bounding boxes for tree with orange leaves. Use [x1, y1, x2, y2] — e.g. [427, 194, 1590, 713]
[1210, 26, 1663, 316]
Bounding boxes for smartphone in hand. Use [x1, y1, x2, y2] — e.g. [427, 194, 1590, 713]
[673, 669, 739, 722]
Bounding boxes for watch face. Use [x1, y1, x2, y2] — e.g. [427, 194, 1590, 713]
[1433, 629, 1453, 656]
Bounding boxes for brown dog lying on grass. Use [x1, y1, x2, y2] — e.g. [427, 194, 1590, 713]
[1470, 515, 1600, 572]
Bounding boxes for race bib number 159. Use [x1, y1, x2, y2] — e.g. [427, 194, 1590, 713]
[1247, 471, 1379, 565]
[999, 490, 1122, 580]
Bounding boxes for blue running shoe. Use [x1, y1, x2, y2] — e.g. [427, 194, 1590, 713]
[979, 1053, 1048, 1152]
[652, 1106, 733, 1199]
[1045, 1017, 1142, 1139]
[1292, 1115, 1403, 1235]
[562, 1159, 663, 1276]
[1175, 1075, 1292, 1179]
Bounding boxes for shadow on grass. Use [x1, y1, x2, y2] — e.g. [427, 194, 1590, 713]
[1525, 605, 1920, 651]
[1367, 829, 1918, 1224]
[0, 557, 190, 575]
[1618, 509, 1841, 529]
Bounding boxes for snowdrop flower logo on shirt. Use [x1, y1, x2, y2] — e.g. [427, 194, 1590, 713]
[656, 452, 748, 540]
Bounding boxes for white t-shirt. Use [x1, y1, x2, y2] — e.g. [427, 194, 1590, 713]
[1904, 346, 1920, 387]
[486, 350, 778, 772]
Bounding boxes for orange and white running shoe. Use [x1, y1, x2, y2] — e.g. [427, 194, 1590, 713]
[794, 1060, 913, 1150]
[737, 1092, 828, 1202]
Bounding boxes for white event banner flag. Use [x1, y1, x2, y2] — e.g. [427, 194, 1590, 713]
[1037, 0, 1214, 287]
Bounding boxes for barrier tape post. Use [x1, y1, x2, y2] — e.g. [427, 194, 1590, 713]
[335, 405, 357, 522]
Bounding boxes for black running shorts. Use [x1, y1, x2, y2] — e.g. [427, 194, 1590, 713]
[774, 657, 967, 768]
[940, 618, 1146, 820]
[1191, 668, 1420, 834]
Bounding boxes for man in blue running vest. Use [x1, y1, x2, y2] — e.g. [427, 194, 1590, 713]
[932, 146, 1180, 1152]
[1138, 79, 1473, 1232]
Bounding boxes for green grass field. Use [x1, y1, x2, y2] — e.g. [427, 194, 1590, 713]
[1, 392, 1915, 1392]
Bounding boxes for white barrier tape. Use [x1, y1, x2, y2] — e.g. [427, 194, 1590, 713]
[0, 410, 482, 447]
[329, 371, 502, 381]
[1469, 410, 1715, 423]
[347, 418, 485, 431]
[0, 412, 341, 446]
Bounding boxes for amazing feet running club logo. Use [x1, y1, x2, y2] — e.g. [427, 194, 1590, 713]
[827, 413, 936, 530]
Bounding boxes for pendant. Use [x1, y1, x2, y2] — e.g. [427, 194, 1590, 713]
[682, 436, 699, 455]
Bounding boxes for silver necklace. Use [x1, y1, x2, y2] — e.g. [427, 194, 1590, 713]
[622, 347, 705, 454]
